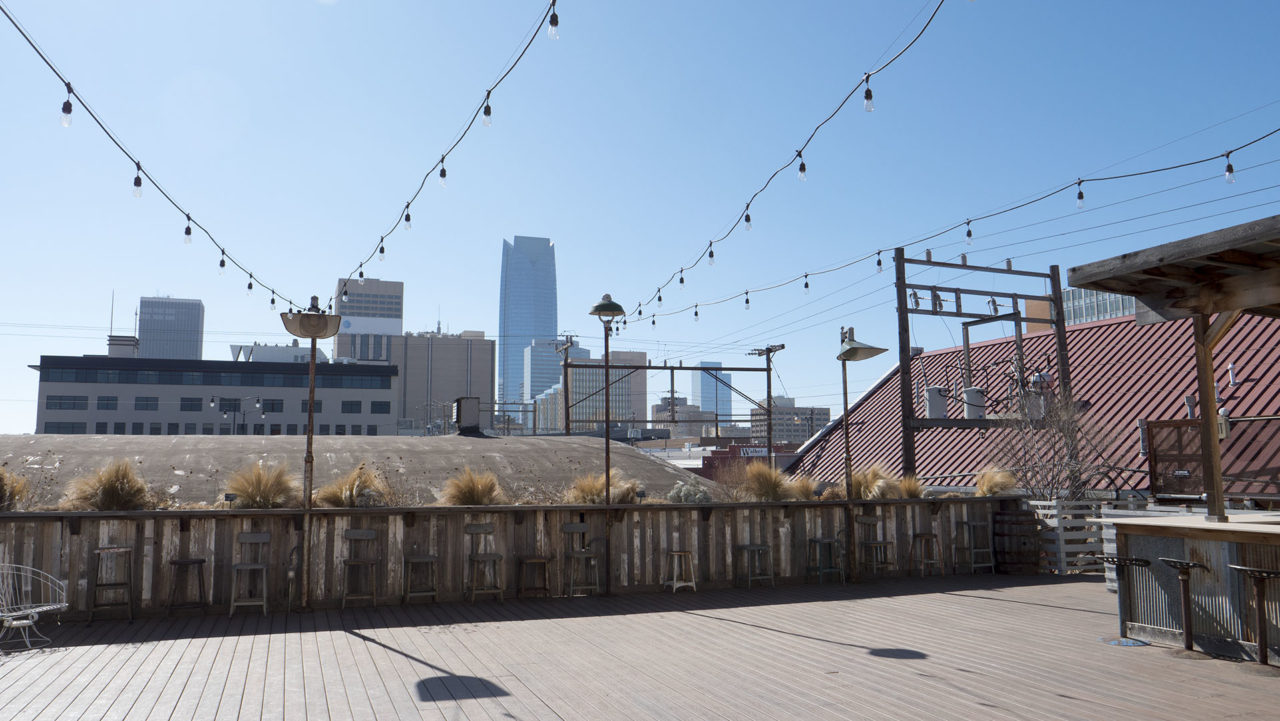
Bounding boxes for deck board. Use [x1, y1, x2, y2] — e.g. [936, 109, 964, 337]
[4, 575, 1280, 720]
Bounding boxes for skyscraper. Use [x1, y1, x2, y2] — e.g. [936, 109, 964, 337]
[498, 236, 557, 406]
[137, 297, 204, 360]
[691, 361, 732, 427]
[333, 278, 404, 361]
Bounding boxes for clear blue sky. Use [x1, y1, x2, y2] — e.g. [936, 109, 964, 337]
[2, 1, 1279, 434]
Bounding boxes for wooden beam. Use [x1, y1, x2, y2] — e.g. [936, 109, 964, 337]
[1193, 314, 1227, 522]
[1205, 310, 1243, 351]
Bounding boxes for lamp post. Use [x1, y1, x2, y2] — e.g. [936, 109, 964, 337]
[280, 296, 341, 609]
[589, 293, 625, 595]
[212, 396, 264, 435]
[836, 326, 887, 576]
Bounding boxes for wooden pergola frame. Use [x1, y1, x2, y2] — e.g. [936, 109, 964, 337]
[1069, 214, 1280, 521]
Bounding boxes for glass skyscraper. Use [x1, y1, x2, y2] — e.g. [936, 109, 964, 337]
[498, 236, 557, 406]
[690, 361, 732, 427]
[137, 297, 204, 360]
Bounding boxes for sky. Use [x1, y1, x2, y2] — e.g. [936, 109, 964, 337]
[2, 1, 1280, 435]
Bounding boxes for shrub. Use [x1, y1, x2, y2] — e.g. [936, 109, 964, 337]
[668, 479, 713, 504]
[975, 466, 1018, 496]
[850, 464, 895, 500]
[441, 467, 507, 505]
[819, 483, 847, 501]
[612, 481, 641, 505]
[228, 463, 300, 509]
[62, 459, 153, 511]
[789, 475, 819, 501]
[899, 476, 924, 498]
[564, 474, 639, 504]
[864, 477, 904, 500]
[0, 468, 30, 511]
[710, 460, 750, 501]
[317, 463, 394, 508]
[742, 461, 789, 501]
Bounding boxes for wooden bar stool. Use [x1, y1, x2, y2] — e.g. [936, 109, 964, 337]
[806, 538, 844, 584]
[464, 523, 504, 602]
[342, 529, 380, 608]
[1096, 555, 1150, 643]
[517, 556, 551, 598]
[855, 516, 894, 576]
[1159, 557, 1207, 652]
[954, 520, 995, 574]
[167, 557, 208, 616]
[1228, 564, 1280, 666]
[229, 532, 271, 617]
[663, 550, 696, 593]
[562, 522, 601, 596]
[908, 533, 944, 577]
[735, 543, 775, 588]
[91, 546, 134, 622]
[403, 543, 439, 604]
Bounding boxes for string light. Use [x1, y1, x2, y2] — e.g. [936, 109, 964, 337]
[438, 156, 447, 187]
[679, 269, 685, 287]
[378, 239, 386, 261]
[1225, 152, 1235, 184]
[744, 208, 752, 231]
[694, 304, 699, 322]
[708, 244, 715, 266]
[965, 220, 973, 245]
[1076, 180, 1084, 210]
[744, 291, 750, 311]
[403, 206, 412, 230]
[548, 0, 559, 39]
[657, 289, 663, 308]
[218, 251, 226, 275]
[60, 81, 72, 127]
[483, 91, 492, 127]
[803, 273, 810, 294]
[797, 151, 806, 181]
[184, 214, 192, 244]
[876, 252, 883, 273]
[287, 306, 295, 319]
[246, 276, 254, 296]
[358, 265, 365, 285]
[651, 317, 656, 327]
[863, 74, 874, 112]
[270, 293, 276, 309]
[342, 285, 349, 303]
[132, 161, 143, 198]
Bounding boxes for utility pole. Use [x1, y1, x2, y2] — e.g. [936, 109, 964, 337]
[749, 344, 784, 467]
[558, 334, 575, 435]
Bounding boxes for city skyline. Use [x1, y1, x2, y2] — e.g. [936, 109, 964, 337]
[498, 235, 558, 409]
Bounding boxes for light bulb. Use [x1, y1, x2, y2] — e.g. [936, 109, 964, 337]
[255, 397, 261, 408]
[651, 318, 656, 327]
[744, 212, 752, 231]
[679, 269, 685, 287]
[270, 295, 276, 308]
[209, 397, 216, 408]
[708, 246, 715, 266]
[863, 80, 874, 113]
[404, 212, 411, 230]
[342, 288, 349, 302]
[548, 4, 559, 39]
[378, 243, 386, 261]
[184, 225, 192, 244]
[438, 157, 447, 187]
[657, 290, 663, 308]
[1225, 157, 1235, 184]
[483, 102, 492, 127]
[358, 269, 365, 285]
[61, 100, 73, 127]
[797, 154, 806, 181]
[803, 274, 810, 294]
[1076, 181, 1084, 210]
[694, 305, 699, 322]
[132, 175, 143, 198]
[876, 253, 883, 273]
[246, 278, 254, 295]
[287, 308, 295, 319]
[744, 293, 750, 311]
[218, 255, 226, 275]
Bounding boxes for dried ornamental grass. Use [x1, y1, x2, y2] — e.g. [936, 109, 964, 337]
[975, 466, 1018, 496]
[789, 475, 819, 501]
[899, 476, 924, 498]
[819, 483, 847, 501]
[564, 473, 606, 504]
[0, 468, 31, 511]
[742, 461, 789, 501]
[668, 479, 713, 504]
[62, 459, 153, 511]
[864, 477, 905, 500]
[227, 463, 300, 509]
[442, 467, 508, 505]
[317, 463, 394, 508]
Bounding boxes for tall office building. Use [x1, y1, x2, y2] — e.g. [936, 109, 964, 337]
[690, 361, 732, 427]
[498, 236, 557, 406]
[333, 278, 404, 361]
[137, 297, 204, 360]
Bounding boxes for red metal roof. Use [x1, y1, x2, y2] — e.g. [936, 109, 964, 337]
[788, 314, 1280, 495]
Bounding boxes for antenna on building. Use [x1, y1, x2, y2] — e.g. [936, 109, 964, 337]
[109, 290, 115, 335]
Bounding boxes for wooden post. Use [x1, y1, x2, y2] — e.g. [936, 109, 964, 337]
[1193, 314, 1227, 522]
[894, 248, 916, 477]
[841, 359, 855, 577]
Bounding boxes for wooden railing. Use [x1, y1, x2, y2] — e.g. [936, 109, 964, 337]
[0, 498, 1010, 618]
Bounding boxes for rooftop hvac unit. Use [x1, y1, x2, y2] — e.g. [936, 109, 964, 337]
[1024, 392, 1046, 421]
[963, 387, 986, 420]
[454, 396, 480, 435]
[925, 386, 947, 419]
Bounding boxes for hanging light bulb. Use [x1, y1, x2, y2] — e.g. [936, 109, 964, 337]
[744, 209, 752, 231]
[358, 265, 366, 285]
[548, 0, 559, 38]
[876, 251, 883, 274]
[218, 251, 226, 275]
[378, 241, 386, 261]
[708, 244, 715, 266]
[342, 285, 349, 302]
[651, 317, 656, 327]
[246, 276, 254, 295]
[694, 304, 699, 322]
[404, 207, 412, 230]
[1225, 152, 1235, 184]
[679, 268, 685, 287]
[287, 306, 295, 319]
[132, 161, 143, 198]
[1076, 180, 1085, 210]
[863, 74, 874, 112]
[184, 214, 193, 244]
[965, 220, 973, 246]
[797, 151, 806, 181]
[657, 289, 663, 308]
[744, 291, 750, 311]
[803, 273, 810, 294]
[638, 307, 643, 317]
[483, 91, 493, 127]
[438, 156, 447, 187]
[60, 82, 73, 127]
[270, 294, 276, 309]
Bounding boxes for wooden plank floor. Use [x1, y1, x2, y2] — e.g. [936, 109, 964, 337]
[1, 575, 1276, 720]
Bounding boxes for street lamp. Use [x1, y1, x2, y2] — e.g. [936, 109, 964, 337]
[836, 326, 887, 576]
[280, 295, 341, 609]
[589, 293, 624, 595]
[212, 396, 264, 435]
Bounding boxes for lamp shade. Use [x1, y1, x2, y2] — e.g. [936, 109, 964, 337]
[589, 293, 625, 319]
[836, 327, 887, 362]
[281, 312, 342, 339]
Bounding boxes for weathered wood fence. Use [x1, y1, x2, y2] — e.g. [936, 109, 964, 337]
[0, 498, 1011, 618]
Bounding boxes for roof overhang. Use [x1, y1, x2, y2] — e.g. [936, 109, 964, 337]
[1068, 214, 1280, 324]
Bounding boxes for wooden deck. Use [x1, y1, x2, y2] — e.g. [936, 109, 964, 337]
[0, 575, 1275, 720]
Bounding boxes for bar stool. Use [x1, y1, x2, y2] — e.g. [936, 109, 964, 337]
[855, 516, 894, 576]
[1228, 564, 1280, 666]
[517, 555, 551, 598]
[736, 543, 775, 588]
[464, 523, 504, 602]
[1096, 555, 1150, 643]
[91, 546, 134, 622]
[229, 532, 271, 617]
[908, 532, 945, 577]
[403, 543, 439, 604]
[167, 557, 208, 616]
[954, 520, 995, 574]
[562, 522, 601, 596]
[806, 537, 843, 584]
[1159, 558, 1207, 652]
[342, 529, 379, 608]
[663, 550, 696, 593]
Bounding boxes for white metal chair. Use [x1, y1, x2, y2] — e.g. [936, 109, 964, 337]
[0, 564, 68, 651]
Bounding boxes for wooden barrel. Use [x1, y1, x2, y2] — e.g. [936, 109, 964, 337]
[993, 510, 1040, 575]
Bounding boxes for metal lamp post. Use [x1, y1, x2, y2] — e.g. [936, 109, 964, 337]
[836, 326, 887, 576]
[589, 293, 625, 595]
[280, 296, 341, 609]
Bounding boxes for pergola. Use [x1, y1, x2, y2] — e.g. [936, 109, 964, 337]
[1069, 213, 1280, 521]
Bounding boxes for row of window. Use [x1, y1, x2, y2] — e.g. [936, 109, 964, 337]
[46, 395, 391, 414]
[40, 368, 391, 389]
[44, 421, 382, 436]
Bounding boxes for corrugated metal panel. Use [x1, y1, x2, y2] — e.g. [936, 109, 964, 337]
[793, 314, 1280, 494]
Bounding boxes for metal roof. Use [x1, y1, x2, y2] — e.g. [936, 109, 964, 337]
[788, 314, 1280, 495]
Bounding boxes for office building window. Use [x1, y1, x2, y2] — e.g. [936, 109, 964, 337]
[301, 400, 322, 413]
[370, 401, 391, 415]
[286, 424, 298, 436]
[95, 422, 108, 434]
[262, 398, 284, 413]
[184, 423, 197, 435]
[202, 423, 214, 435]
[219, 423, 232, 435]
[341, 401, 362, 414]
[97, 396, 118, 411]
[219, 398, 241, 413]
[180, 397, 203, 412]
[367, 425, 378, 436]
[253, 424, 265, 436]
[150, 423, 162, 435]
[318, 424, 330, 436]
[270, 424, 282, 436]
[135, 396, 160, 411]
[44, 421, 87, 433]
[131, 422, 144, 435]
[334, 424, 346, 435]
[113, 422, 126, 435]
[350, 424, 362, 436]
[46, 395, 88, 410]
[167, 423, 180, 435]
